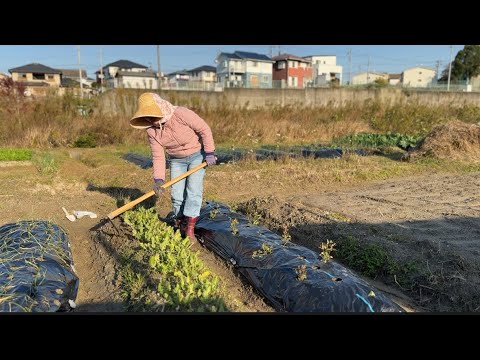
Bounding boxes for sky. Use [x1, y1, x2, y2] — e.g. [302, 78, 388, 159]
[0, 45, 463, 81]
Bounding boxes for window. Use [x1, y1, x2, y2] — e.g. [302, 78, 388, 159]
[47, 75, 54, 80]
[419, 71, 422, 74]
[18, 73, 27, 79]
[277, 61, 285, 69]
[33, 73, 45, 80]
[251, 61, 258, 67]
[262, 75, 268, 82]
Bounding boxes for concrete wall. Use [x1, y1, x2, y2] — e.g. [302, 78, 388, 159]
[96, 87, 480, 116]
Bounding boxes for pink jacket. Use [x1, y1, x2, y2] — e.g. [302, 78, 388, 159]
[146, 106, 215, 181]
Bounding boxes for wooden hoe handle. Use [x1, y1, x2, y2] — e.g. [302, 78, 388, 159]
[107, 162, 208, 220]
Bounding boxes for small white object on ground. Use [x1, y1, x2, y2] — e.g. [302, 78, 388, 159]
[68, 299, 77, 309]
[73, 211, 98, 219]
[62, 207, 76, 222]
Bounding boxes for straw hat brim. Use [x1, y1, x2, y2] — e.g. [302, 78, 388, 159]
[130, 113, 164, 129]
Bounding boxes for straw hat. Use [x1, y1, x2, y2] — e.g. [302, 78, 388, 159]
[130, 93, 164, 129]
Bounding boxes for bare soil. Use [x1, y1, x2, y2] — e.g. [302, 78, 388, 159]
[240, 171, 480, 312]
[1, 153, 479, 312]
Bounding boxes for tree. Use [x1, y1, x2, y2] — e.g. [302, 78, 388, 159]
[438, 62, 451, 82]
[450, 45, 480, 83]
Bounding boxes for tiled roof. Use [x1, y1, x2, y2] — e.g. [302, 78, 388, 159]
[272, 54, 310, 62]
[104, 60, 148, 69]
[234, 51, 271, 61]
[8, 63, 62, 74]
[189, 65, 216, 72]
[58, 69, 87, 78]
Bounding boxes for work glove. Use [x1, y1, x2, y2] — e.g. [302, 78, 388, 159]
[153, 179, 165, 197]
[205, 152, 217, 166]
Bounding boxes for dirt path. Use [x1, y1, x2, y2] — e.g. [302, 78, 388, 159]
[296, 172, 480, 266]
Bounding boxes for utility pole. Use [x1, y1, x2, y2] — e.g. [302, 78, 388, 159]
[435, 60, 441, 80]
[447, 45, 453, 91]
[77, 45, 83, 99]
[269, 46, 273, 58]
[278, 45, 282, 56]
[348, 48, 352, 85]
[99, 47, 104, 92]
[157, 45, 161, 90]
[366, 56, 371, 85]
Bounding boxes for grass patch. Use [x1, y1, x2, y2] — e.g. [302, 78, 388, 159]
[335, 234, 417, 285]
[33, 152, 58, 175]
[0, 148, 33, 161]
[73, 133, 97, 148]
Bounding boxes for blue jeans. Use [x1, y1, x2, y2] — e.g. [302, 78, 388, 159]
[168, 150, 206, 218]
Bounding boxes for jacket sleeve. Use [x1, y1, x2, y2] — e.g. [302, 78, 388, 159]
[147, 129, 166, 181]
[179, 107, 215, 153]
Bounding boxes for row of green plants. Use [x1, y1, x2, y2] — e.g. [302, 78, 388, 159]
[331, 132, 421, 150]
[122, 207, 227, 312]
[0, 148, 32, 161]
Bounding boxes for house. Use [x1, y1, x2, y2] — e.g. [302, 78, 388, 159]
[96, 60, 158, 89]
[302, 55, 343, 86]
[272, 54, 313, 88]
[401, 66, 436, 88]
[215, 51, 273, 88]
[166, 70, 190, 89]
[8, 63, 62, 96]
[388, 73, 402, 86]
[58, 68, 94, 88]
[352, 71, 388, 85]
[187, 65, 216, 90]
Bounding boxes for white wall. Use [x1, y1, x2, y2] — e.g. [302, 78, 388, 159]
[246, 61, 272, 74]
[352, 72, 388, 85]
[119, 76, 158, 89]
[307, 55, 337, 66]
[402, 67, 436, 88]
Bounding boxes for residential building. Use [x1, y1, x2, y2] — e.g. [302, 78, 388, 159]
[96, 60, 158, 89]
[58, 68, 94, 88]
[388, 73, 402, 86]
[8, 63, 62, 96]
[401, 66, 436, 88]
[215, 51, 273, 88]
[272, 54, 313, 88]
[303, 55, 342, 86]
[166, 70, 190, 89]
[352, 71, 388, 85]
[187, 65, 216, 90]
